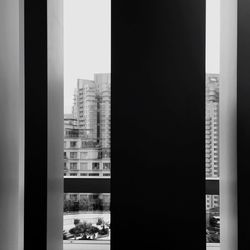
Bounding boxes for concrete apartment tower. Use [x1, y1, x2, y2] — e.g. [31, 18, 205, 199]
[74, 79, 98, 141]
[73, 73, 111, 156]
[95, 73, 111, 157]
[205, 74, 220, 211]
[205, 74, 219, 178]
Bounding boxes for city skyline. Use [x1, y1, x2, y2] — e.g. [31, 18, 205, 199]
[64, 73, 111, 179]
[64, 0, 220, 114]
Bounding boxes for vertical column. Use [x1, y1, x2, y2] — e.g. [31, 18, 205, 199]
[238, 0, 250, 249]
[220, 0, 238, 249]
[0, 1, 24, 250]
[47, 0, 64, 249]
[25, 0, 63, 250]
[24, 0, 48, 249]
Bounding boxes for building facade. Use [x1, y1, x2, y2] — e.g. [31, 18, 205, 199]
[73, 73, 111, 157]
[206, 194, 220, 210]
[64, 73, 111, 177]
[64, 193, 111, 212]
[73, 79, 98, 141]
[205, 74, 219, 178]
[95, 73, 111, 153]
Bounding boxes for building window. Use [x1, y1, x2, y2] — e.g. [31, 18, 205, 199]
[103, 163, 111, 170]
[80, 162, 88, 170]
[70, 173, 77, 176]
[92, 162, 100, 170]
[80, 152, 88, 159]
[70, 162, 78, 170]
[89, 173, 99, 176]
[70, 141, 77, 147]
[70, 152, 77, 159]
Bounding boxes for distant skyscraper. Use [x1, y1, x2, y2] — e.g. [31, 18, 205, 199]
[74, 79, 98, 141]
[205, 74, 219, 178]
[95, 73, 111, 153]
[73, 73, 111, 157]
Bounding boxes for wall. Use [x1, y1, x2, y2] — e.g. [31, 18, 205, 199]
[47, 0, 64, 249]
[220, 0, 238, 249]
[0, 1, 24, 250]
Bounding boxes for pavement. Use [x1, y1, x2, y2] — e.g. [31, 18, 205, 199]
[64, 242, 110, 250]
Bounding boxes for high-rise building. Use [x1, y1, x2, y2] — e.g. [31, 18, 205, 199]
[73, 73, 111, 155]
[65, 73, 111, 177]
[95, 73, 111, 157]
[205, 74, 219, 178]
[73, 79, 98, 141]
[64, 114, 111, 177]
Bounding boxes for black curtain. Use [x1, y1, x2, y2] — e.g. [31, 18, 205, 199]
[112, 0, 205, 249]
[238, 0, 250, 249]
[24, 0, 47, 249]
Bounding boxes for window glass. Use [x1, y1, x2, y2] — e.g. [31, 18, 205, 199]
[80, 162, 88, 171]
[70, 152, 77, 159]
[63, 0, 111, 246]
[70, 141, 77, 147]
[206, 0, 220, 247]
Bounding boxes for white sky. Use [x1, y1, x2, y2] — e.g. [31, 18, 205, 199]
[206, 0, 220, 74]
[64, 0, 219, 113]
[64, 0, 111, 114]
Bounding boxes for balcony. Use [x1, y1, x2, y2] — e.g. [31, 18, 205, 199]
[64, 172, 111, 178]
[92, 168, 101, 171]
[65, 135, 81, 139]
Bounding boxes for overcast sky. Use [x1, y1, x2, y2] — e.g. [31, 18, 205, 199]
[64, 0, 219, 113]
[206, 0, 220, 74]
[64, 0, 111, 114]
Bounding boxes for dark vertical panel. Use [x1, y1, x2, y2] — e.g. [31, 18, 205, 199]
[112, 0, 205, 249]
[24, 0, 47, 249]
[238, 1, 250, 249]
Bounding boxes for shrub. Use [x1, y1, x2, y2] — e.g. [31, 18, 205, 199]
[97, 218, 104, 225]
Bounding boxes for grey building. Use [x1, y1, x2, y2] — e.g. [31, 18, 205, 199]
[205, 74, 219, 178]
